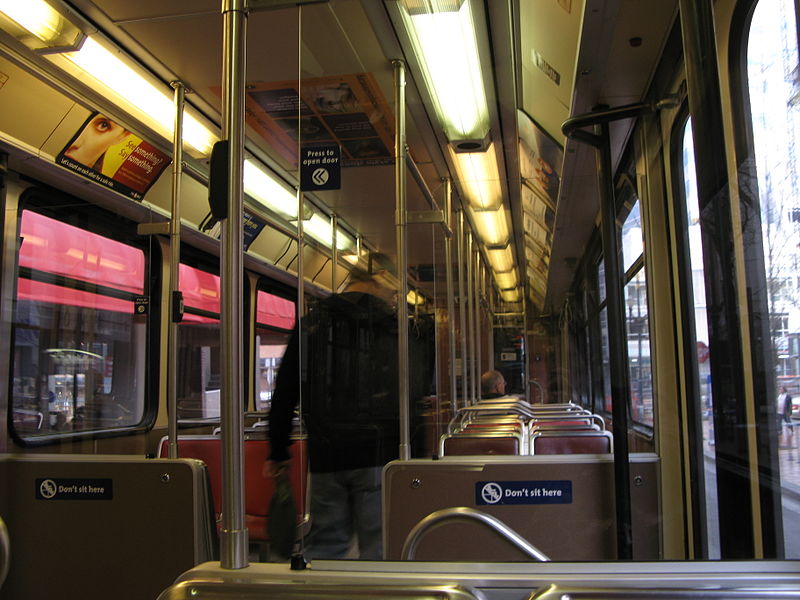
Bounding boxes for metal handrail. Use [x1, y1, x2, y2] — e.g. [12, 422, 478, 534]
[529, 379, 545, 403]
[400, 506, 550, 561]
[0, 515, 9, 588]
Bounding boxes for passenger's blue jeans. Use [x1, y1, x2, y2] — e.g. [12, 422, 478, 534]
[306, 466, 383, 560]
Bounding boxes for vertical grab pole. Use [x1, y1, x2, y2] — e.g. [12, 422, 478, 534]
[457, 210, 469, 407]
[443, 179, 458, 411]
[331, 213, 338, 292]
[475, 252, 483, 380]
[219, 0, 248, 569]
[523, 304, 530, 402]
[393, 59, 411, 460]
[597, 121, 632, 560]
[167, 81, 185, 459]
[483, 265, 488, 366]
[297, 191, 305, 410]
[466, 235, 477, 402]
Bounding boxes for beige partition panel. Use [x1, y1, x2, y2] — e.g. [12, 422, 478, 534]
[383, 454, 659, 561]
[0, 454, 214, 600]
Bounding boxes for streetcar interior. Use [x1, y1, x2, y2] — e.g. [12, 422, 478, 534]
[1, 0, 799, 598]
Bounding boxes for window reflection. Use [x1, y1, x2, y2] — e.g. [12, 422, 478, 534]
[176, 264, 221, 421]
[11, 210, 147, 438]
[255, 287, 294, 411]
[748, 0, 800, 559]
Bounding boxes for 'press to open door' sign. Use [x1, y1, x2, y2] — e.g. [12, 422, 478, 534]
[300, 143, 341, 191]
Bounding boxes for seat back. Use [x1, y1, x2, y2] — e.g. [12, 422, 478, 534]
[0, 454, 213, 600]
[530, 430, 613, 455]
[440, 433, 521, 456]
[157, 435, 308, 541]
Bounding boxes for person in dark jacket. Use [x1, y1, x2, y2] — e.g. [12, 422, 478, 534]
[266, 269, 430, 559]
[777, 386, 794, 447]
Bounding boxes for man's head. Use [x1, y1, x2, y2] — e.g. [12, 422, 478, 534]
[481, 370, 506, 397]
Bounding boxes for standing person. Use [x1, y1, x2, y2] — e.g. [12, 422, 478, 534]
[480, 370, 506, 399]
[265, 268, 431, 560]
[777, 386, 794, 448]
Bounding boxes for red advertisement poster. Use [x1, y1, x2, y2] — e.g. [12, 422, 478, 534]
[57, 113, 171, 201]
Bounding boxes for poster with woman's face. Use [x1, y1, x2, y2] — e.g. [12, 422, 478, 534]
[57, 113, 171, 201]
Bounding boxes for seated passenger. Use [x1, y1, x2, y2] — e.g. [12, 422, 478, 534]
[480, 370, 506, 399]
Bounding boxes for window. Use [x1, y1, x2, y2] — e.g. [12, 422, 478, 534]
[599, 305, 612, 413]
[680, 117, 721, 557]
[254, 286, 295, 411]
[748, 0, 800, 558]
[621, 199, 653, 427]
[11, 207, 150, 440]
[589, 187, 654, 426]
[176, 262, 221, 421]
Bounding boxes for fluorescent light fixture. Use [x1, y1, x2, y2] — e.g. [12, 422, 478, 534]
[399, 0, 489, 142]
[244, 159, 298, 219]
[303, 213, 353, 251]
[48, 36, 216, 156]
[334, 229, 355, 252]
[0, 0, 83, 52]
[500, 288, 521, 303]
[469, 206, 510, 247]
[342, 247, 367, 266]
[450, 144, 503, 210]
[486, 244, 514, 273]
[407, 290, 425, 305]
[493, 269, 517, 290]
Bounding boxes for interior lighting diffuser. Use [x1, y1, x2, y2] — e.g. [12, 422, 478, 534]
[469, 206, 510, 247]
[400, 0, 489, 142]
[53, 36, 216, 156]
[407, 290, 426, 305]
[493, 268, 517, 290]
[451, 143, 503, 210]
[0, 0, 83, 52]
[243, 159, 297, 219]
[500, 288, 521, 303]
[303, 213, 353, 252]
[486, 244, 514, 273]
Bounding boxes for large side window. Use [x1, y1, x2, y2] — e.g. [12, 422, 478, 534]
[589, 184, 653, 427]
[11, 205, 150, 440]
[621, 195, 653, 428]
[746, 0, 800, 558]
[176, 261, 221, 422]
[254, 284, 295, 411]
[678, 116, 721, 557]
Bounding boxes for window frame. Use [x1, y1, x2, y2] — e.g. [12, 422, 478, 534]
[9, 186, 160, 446]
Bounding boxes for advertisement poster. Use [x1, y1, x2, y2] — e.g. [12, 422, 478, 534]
[518, 110, 562, 309]
[518, 108, 563, 210]
[57, 113, 171, 201]
[200, 209, 267, 252]
[242, 73, 395, 168]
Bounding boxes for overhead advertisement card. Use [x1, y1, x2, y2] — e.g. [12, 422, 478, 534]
[242, 73, 395, 168]
[199, 209, 268, 252]
[518, 109, 563, 209]
[57, 113, 171, 201]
